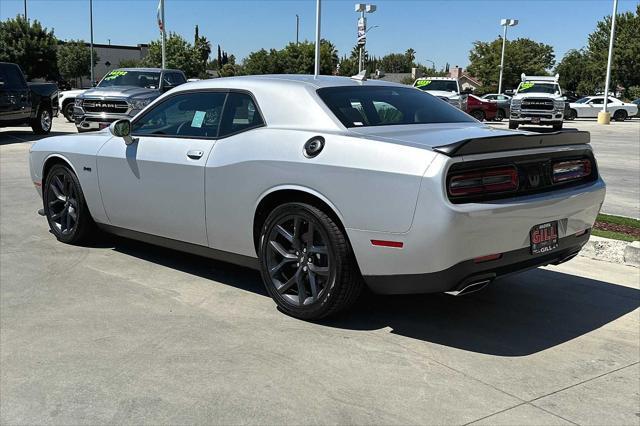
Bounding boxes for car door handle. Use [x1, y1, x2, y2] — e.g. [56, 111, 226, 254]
[187, 150, 204, 160]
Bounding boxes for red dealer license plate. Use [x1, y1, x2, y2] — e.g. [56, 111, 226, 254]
[530, 221, 559, 255]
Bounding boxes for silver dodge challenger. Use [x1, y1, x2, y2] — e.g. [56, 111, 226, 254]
[29, 75, 605, 319]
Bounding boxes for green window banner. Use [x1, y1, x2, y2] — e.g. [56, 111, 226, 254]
[103, 70, 128, 81]
[415, 80, 432, 88]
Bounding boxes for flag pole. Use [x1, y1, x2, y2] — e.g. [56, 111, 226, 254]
[161, 0, 166, 69]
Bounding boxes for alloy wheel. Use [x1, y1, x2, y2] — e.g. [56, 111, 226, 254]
[41, 110, 52, 132]
[46, 171, 79, 235]
[265, 214, 331, 307]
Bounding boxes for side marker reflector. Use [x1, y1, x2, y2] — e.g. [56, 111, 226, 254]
[371, 240, 404, 248]
[473, 253, 502, 263]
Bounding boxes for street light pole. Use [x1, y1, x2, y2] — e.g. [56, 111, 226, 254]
[90, 0, 94, 86]
[23, 0, 27, 20]
[599, 0, 618, 125]
[161, 0, 166, 69]
[355, 4, 376, 74]
[313, 0, 321, 78]
[498, 18, 518, 94]
[296, 14, 299, 44]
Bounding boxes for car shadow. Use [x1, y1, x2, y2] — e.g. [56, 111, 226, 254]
[102, 234, 638, 357]
[0, 131, 71, 145]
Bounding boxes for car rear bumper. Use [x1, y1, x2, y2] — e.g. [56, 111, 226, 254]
[363, 231, 590, 294]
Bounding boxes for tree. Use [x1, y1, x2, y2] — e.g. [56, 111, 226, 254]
[0, 16, 58, 79]
[142, 32, 203, 78]
[584, 4, 639, 91]
[193, 25, 211, 78]
[467, 37, 555, 90]
[554, 49, 591, 93]
[57, 40, 99, 86]
[242, 40, 338, 76]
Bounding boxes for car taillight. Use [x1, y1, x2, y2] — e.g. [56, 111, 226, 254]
[552, 159, 592, 183]
[448, 167, 518, 197]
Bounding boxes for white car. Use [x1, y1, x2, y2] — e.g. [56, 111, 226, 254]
[29, 75, 605, 320]
[566, 96, 638, 121]
[58, 89, 87, 122]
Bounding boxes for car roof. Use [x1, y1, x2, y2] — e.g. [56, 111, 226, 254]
[175, 74, 406, 90]
[116, 68, 183, 73]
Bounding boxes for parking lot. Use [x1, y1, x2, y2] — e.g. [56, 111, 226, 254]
[1, 117, 639, 424]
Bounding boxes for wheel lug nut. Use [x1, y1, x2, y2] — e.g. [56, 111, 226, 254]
[296, 262, 299, 267]
[303, 266, 307, 272]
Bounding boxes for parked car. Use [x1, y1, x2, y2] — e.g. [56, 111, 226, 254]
[30, 75, 605, 320]
[73, 67, 186, 132]
[633, 99, 640, 117]
[466, 94, 497, 121]
[565, 96, 638, 121]
[58, 88, 87, 122]
[509, 74, 565, 130]
[413, 77, 464, 109]
[0, 62, 59, 134]
[481, 93, 510, 121]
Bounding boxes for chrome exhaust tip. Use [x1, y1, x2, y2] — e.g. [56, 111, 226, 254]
[445, 279, 491, 296]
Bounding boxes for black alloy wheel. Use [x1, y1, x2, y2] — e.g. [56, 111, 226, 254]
[495, 109, 505, 121]
[471, 110, 485, 121]
[43, 164, 94, 244]
[259, 203, 362, 320]
[613, 109, 628, 121]
[63, 102, 75, 122]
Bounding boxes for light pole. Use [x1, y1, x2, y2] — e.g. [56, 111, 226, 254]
[296, 14, 299, 44]
[423, 59, 435, 70]
[313, 0, 321, 78]
[598, 0, 618, 125]
[355, 3, 376, 73]
[89, 0, 94, 86]
[498, 18, 518, 94]
[23, 0, 27, 20]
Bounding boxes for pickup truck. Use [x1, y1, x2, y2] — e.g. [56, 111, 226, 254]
[0, 62, 59, 134]
[509, 74, 565, 130]
[73, 67, 186, 132]
[413, 77, 465, 110]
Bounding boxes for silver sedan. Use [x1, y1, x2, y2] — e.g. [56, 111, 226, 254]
[29, 75, 605, 319]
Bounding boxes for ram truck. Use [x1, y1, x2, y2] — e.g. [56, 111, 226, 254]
[73, 67, 186, 132]
[509, 74, 565, 130]
[413, 77, 465, 110]
[0, 62, 59, 134]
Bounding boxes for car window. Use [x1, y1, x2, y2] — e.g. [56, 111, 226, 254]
[590, 98, 603, 105]
[218, 92, 265, 137]
[132, 91, 226, 138]
[1, 65, 26, 89]
[318, 86, 474, 128]
[163, 72, 186, 86]
[607, 97, 616, 104]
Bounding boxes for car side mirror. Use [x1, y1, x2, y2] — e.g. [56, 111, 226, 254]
[110, 119, 136, 145]
[504, 89, 514, 95]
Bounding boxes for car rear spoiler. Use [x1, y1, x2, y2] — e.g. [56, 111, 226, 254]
[433, 130, 590, 157]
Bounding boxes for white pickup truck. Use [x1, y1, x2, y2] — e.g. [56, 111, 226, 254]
[413, 77, 464, 110]
[509, 74, 565, 130]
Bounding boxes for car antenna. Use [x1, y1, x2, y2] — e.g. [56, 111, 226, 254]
[351, 70, 367, 82]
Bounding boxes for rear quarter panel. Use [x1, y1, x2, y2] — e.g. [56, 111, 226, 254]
[205, 127, 436, 257]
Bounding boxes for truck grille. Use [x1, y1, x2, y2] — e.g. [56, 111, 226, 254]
[521, 98, 554, 111]
[82, 99, 129, 114]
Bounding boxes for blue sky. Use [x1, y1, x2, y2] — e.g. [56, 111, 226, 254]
[1, 0, 637, 69]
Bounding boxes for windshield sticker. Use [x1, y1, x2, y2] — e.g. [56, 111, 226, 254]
[415, 80, 431, 88]
[103, 70, 128, 81]
[520, 82, 535, 90]
[191, 111, 206, 128]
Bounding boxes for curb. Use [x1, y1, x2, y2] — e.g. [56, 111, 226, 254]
[579, 236, 640, 267]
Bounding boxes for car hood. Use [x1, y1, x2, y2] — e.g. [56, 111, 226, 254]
[349, 123, 519, 150]
[512, 92, 562, 100]
[78, 86, 158, 99]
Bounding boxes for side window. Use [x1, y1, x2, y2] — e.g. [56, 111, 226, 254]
[218, 92, 265, 137]
[164, 72, 186, 86]
[590, 98, 603, 105]
[4, 65, 26, 89]
[132, 91, 226, 138]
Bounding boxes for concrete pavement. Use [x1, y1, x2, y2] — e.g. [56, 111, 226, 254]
[1, 119, 639, 424]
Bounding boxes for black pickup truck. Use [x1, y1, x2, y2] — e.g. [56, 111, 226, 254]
[0, 62, 59, 134]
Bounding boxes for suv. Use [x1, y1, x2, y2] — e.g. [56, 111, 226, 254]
[0, 62, 59, 134]
[509, 74, 565, 130]
[413, 77, 464, 109]
[73, 67, 186, 132]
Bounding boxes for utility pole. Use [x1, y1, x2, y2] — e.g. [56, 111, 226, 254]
[296, 14, 299, 44]
[90, 0, 94, 86]
[23, 0, 27, 20]
[313, 0, 321, 78]
[498, 18, 518, 94]
[599, 0, 618, 125]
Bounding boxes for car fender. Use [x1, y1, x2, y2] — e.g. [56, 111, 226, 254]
[255, 184, 346, 225]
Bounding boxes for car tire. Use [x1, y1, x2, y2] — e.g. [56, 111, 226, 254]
[31, 106, 52, 134]
[565, 109, 577, 120]
[62, 101, 75, 122]
[552, 122, 563, 131]
[259, 202, 363, 320]
[495, 109, 505, 121]
[471, 110, 485, 121]
[508, 120, 518, 130]
[43, 163, 96, 245]
[613, 109, 627, 121]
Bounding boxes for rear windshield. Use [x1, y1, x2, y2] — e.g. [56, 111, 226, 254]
[317, 86, 474, 128]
